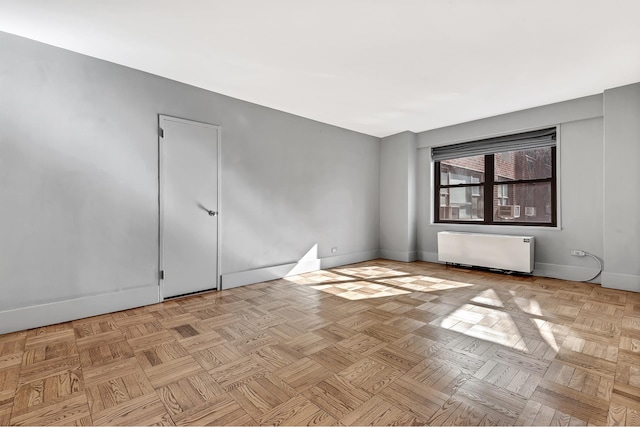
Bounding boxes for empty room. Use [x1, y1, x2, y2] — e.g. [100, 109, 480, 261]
[1, 1, 640, 425]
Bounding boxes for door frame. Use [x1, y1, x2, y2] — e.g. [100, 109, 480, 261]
[158, 114, 222, 301]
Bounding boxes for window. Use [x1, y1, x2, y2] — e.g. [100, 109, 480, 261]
[432, 128, 557, 226]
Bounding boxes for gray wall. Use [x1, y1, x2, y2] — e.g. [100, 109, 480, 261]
[413, 86, 640, 290]
[2, 29, 638, 328]
[603, 83, 640, 291]
[0, 31, 380, 313]
[415, 95, 606, 282]
[379, 131, 417, 261]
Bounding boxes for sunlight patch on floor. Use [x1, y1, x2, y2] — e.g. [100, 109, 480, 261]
[427, 282, 472, 292]
[513, 297, 543, 316]
[531, 318, 560, 352]
[471, 289, 505, 307]
[310, 283, 410, 300]
[284, 271, 351, 285]
[389, 277, 476, 299]
[331, 266, 412, 279]
[442, 304, 486, 324]
[440, 304, 525, 350]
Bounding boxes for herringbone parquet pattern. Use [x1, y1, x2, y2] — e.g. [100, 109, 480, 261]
[1, 260, 640, 425]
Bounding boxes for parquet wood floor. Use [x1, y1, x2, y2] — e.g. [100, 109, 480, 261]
[2, 259, 640, 425]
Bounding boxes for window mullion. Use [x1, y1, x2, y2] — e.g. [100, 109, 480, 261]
[440, 183, 487, 189]
[484, 154, 494, 224]
[551, 146, 557, 227]
[434, 161, 441, 222]
[494, 177, 553, 185]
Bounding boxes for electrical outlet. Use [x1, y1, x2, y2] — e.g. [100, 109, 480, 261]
[331, 247, 338, 254]
[570, 249, 586, 257]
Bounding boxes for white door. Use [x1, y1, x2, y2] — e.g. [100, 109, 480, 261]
[159, 115, 220, 299]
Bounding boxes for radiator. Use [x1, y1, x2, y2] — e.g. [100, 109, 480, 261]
[437, 231, 534, 273]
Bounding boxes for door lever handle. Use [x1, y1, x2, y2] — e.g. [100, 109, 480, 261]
[198, 203, 218, 217]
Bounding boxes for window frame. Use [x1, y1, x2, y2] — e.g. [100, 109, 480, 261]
[433, 147, 557, 227]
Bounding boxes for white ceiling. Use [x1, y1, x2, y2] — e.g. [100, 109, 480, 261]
[1, 0, 639, 137]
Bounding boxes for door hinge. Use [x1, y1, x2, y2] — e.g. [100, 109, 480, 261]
[159, 127, 164, 138]
[160, 270, 165, 280]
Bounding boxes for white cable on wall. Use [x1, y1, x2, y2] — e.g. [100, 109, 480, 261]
[583, 252, 603, 282]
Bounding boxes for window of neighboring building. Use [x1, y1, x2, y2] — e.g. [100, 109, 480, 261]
[432, 127, 557, 226]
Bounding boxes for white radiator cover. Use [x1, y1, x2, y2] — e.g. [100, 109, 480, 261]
[438, 231, 535, 273]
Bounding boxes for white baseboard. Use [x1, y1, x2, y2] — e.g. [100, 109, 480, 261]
[380, 249, 417, 262]
[222, 256, 640, 292]
[221, 249, 380, 289]
[0, 285, 159, 335]
[418, 252, 602, 284]
[601, 271, 640, 292]
[419, 251, 440, 263]
[533, 262, 601, 283]
[221, 258, 321, 289]
[320, 249, 380, 269]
